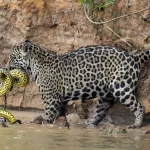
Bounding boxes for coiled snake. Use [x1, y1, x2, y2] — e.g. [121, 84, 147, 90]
[0, 69, 29, 125]
[0, 69, 29, 96]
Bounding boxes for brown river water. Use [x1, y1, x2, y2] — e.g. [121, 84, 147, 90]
[0, 110, 150, 150]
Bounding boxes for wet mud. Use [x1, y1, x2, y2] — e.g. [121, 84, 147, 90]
[2, 107, 149, 135]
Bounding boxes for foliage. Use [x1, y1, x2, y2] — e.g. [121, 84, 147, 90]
[80, 0, 117, 11]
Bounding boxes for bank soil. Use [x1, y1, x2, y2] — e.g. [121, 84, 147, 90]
[4, 101, 150, 134]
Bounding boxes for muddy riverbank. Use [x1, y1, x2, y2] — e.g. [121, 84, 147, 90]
[2, 108, 149, 134]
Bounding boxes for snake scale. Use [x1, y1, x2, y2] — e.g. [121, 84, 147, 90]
[0, 69, 29, 96]
[0, 68, 29, 125]
[0, 109, 22, 124]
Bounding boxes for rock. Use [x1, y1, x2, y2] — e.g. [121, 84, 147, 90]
[30, 115, 43, 124]
[66, 113, 80, 124]
[24, 18, 32, 27]
[142, 14, 150, 22]
[119, 128, 127, 133]
[25, 27, 30, 30]
[107, 126, 127, 134]
[49, 124, 55, 128]
[0, 118, 8, 127]
[143, 130, 150, 134]
[26, 12, 33, 19]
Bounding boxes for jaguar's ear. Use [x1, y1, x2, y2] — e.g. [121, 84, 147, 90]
[25, 40, 31, 43]
[20, 40, 32, 57]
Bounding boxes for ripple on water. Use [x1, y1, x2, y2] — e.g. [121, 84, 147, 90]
[0, 125, 150, 150]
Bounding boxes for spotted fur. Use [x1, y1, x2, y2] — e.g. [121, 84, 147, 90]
[8, 40, 150, 128]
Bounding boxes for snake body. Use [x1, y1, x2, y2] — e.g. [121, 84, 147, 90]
[0, 69, 29, 96]
[0, 69, 13, 96]
[10, 69, 29, 88]
[0, 69, 28, 125]
[0, 109, 22, 124]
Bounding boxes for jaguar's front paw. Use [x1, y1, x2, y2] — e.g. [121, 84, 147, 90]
[84, 120, 96, 128]
[127, 124, 140, 129]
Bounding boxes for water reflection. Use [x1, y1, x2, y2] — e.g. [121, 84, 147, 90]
[0, 124, 149, 150]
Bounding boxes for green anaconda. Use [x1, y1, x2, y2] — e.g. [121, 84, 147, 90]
[0, 69, 29, 126]
[0, 69, 29, 96]
[0, 109, 22, 124]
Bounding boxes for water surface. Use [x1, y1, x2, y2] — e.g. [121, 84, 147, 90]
[0, 124, 150, 150]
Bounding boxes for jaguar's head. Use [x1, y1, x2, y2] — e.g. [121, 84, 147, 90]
[8, 40, 34, 73]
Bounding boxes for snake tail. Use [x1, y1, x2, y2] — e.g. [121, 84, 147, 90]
[0, 109, 21, 124]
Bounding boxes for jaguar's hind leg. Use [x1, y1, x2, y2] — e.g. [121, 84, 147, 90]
[122, 94, 144, 129]
[87, 96, 113, 125]
[113, 91, 144, 128]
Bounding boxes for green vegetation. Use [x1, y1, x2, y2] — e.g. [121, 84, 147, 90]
[80, 0, 117, 11]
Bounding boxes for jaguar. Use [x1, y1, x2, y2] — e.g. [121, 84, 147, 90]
[8, 40, 150, 128]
